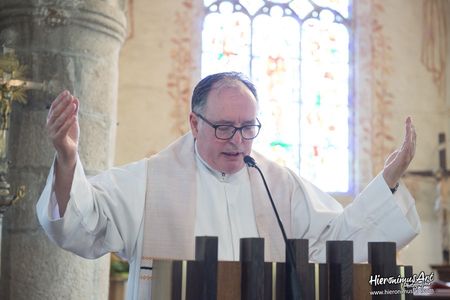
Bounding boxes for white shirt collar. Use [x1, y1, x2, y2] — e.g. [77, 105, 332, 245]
[194, 141, 247, 183]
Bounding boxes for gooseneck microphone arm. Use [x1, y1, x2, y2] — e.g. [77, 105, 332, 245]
[244, 156, 291, 249]
[244, 155, 301, 300]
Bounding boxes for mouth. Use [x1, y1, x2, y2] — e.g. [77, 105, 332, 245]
[222, 151, 243, 157]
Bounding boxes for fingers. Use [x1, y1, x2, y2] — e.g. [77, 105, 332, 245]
[47, 92, 78, 130]
[410, 118, 417, 158]
[47, 91, 70, 120]
[383, 117, 417, 187]
[47, 91, 74, 124]
[53, 102, 77, 139]
[46, 91, 79, 149]
[403, 116, 416, 160]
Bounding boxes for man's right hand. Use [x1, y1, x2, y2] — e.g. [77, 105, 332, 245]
[46, 90, 80, 216]
[46, 90, 80, 168]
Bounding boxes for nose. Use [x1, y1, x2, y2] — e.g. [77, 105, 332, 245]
[230, 129, 243, 144]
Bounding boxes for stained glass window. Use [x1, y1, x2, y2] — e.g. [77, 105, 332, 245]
[201, 0, 352, 193]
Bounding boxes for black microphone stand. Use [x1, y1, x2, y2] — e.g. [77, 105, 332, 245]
[244, 156, 301, 300]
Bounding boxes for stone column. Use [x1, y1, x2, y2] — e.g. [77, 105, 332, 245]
[0, 1, 126, 299]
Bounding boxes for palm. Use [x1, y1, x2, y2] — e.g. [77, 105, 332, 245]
[382, 117, 416, 188]
[47, 91, 80, 165]
[60, 119, 79, 153]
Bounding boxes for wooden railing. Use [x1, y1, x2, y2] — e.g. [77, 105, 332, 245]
[151, 237, 414, 300]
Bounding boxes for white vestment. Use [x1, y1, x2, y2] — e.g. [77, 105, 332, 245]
[37, 132, 421, 300]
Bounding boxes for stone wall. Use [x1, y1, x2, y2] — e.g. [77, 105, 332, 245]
[0, 0, 127, 299]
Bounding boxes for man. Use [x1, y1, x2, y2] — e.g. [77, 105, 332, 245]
[37, 72, 420, 299]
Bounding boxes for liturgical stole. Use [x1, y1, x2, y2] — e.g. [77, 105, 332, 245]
[138, 133, 294, 298]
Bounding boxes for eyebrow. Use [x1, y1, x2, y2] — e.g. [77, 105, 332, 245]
[214, 119, 257, 125]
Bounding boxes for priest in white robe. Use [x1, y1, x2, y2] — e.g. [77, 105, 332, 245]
[37, 72, 420, 300]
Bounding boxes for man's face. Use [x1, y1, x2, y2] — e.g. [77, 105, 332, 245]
[190, 83, 258, 174]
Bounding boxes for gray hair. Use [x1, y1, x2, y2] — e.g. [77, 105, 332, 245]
[191, 71, 258, 114]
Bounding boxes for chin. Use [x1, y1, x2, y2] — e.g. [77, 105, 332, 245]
[221, 162, 245, 174]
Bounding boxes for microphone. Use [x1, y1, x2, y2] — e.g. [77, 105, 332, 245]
[243, 155, 256, 167]
[244, 155, 301, 300]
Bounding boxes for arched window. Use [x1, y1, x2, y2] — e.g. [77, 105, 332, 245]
[201, 0, 352, 193]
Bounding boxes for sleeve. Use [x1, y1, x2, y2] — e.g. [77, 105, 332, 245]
[36, 154, 147, 260]
[291, 172, 421, 263]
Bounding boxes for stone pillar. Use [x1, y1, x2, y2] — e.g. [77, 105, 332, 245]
[0, 1, 126, 299]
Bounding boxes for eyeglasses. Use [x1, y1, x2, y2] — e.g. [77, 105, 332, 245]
[195, 113, 261, 140]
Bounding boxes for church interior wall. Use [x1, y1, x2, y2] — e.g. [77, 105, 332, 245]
[115, 0, 449, 277]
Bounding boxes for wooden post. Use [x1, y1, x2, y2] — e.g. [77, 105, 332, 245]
[240, 238, 265, 300]
[317, 263, 329, 300]
[289, 239, 315, 299]
[186, 236, 218, 300]
[402, 265, 414, 300]
[171, 261, 183, 300]
[327, 240, 354, 300]
[275, 262, 286, 299]
[368, 242, 400, 300]
[264, 262, 273, 300]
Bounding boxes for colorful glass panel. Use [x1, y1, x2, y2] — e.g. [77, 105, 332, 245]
[202, 4, 251, 76]
[300, 13, 350, 192]
[201, 0, 351, 193]
[251, 12, 301, 171]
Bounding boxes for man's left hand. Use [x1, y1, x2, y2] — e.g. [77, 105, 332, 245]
[382, 116, 417, 189]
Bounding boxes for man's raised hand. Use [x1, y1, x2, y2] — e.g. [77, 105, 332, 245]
[46, 90, 79, 168]
[382, 117, 417, 189]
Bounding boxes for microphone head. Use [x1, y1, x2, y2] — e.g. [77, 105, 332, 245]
[244, 155, 256, 167]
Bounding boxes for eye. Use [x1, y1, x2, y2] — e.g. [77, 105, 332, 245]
[216, 126, 234, 133]
[243, 125, 256, 132]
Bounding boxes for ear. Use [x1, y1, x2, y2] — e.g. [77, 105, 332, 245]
[189, 112, 199, 138]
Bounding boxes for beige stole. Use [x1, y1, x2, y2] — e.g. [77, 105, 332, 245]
[138, 132, 294, 298]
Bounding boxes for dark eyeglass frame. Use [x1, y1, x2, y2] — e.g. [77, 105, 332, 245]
[195, 113, 261, 140]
